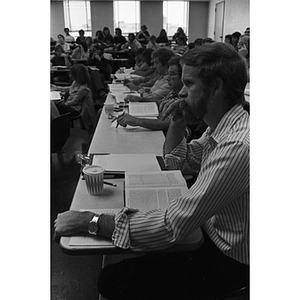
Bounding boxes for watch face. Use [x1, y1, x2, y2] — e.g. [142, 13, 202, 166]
[88, 221, 98, 234]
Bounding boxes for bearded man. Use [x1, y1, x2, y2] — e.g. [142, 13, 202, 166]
[54, 42, 249, 300]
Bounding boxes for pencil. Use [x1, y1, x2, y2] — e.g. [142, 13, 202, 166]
[103, 181, 117, 187]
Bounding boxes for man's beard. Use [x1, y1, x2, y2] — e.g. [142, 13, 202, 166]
[182, 92, 210, 125]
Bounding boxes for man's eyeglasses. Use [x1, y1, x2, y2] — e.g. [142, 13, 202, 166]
[166, 73, 180, 78]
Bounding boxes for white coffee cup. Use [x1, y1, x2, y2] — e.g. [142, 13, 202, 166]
[83, 165, 104, 195]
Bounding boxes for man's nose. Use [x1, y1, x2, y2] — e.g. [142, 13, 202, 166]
[178, 86, 188, 98]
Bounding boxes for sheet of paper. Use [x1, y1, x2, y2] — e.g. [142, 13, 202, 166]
[69, 209, 120, 246]
[92, 154, 161, 173]
[110, 118, 156, 131]
[125, 187, 187, 211]
[125, 171, 187, 188]
[50, 91, 61, 100]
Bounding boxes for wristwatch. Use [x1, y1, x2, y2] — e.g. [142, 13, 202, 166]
[88, 214, 100, 235]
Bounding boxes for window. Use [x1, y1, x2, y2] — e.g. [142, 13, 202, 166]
[63, 0, 92, 37]
[114, 1, 140, 36]
[163, 1, 189, 38]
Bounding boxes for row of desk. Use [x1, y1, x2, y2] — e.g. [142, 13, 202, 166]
[59, 89, 204, 255]
[58, 78, 250, 255]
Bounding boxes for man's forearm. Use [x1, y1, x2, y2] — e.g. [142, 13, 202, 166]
[164, 119, 187, 154]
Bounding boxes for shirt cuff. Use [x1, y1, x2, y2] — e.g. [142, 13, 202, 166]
[112, 207, 139, 249]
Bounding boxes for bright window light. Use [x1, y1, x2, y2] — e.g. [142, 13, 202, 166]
[163, 1, 189, 37]
[63, 0, 92, 37]
[114, 1, 140, 36]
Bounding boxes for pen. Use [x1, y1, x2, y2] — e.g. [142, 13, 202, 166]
[103, 181, 117, 187]
[116, 111, 125, 128]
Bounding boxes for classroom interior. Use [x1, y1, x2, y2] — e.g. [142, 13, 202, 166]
[50, 1, 250, 300]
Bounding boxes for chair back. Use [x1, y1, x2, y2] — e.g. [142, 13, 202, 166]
[51, 113, 71, 153]
[80, 89, 97, 135]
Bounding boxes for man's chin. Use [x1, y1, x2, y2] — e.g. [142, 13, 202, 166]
[183, 109, 205, 125]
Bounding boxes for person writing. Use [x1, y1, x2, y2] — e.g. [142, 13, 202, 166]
[54, 43, 249, 300]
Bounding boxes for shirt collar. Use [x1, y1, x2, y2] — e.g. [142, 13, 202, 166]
[206, 104, 246, 144]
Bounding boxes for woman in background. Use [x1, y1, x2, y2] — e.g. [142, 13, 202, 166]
[52, 64, 92, 117]
[156, 29, 169, 46]
[56, 34, 70, 53]
[132, 48, 154, 77]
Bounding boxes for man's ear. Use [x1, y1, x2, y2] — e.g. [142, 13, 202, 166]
[213, 78, 224, 96]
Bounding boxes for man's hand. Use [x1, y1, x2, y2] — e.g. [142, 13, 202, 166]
[161, 98, 187, 122]
[117, 113, 138, 127]
[124, 95, 141, 103]
[53, 210, 94, 242]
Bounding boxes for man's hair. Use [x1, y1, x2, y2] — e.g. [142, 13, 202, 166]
[115, 28, 122, 34]
[232, 31, 241, 39]
[194, 38, 203, 46]
[168, 56, 183, 77]
[142, 48, 154, 65]
[54, 44, 64, 53]
[71, 64, 90, 85]
[181, 42, 247, 108]
[152, 48, 175, 67]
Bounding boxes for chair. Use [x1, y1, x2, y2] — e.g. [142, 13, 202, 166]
[70, 90, 97, 136]
[51, 113, 71, 153]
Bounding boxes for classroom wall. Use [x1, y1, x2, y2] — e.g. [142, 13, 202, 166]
[51, 1, 65, 39]
[91, 1, 114, 36]
[207, 0, 250, 39]
[140, 1, 163, 37]
[188, 1, 208, 43]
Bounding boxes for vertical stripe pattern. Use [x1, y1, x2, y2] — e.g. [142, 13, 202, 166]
[112, 104, 249, 264]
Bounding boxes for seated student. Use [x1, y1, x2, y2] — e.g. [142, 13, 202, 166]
[121, 33, 142, 51]
[173, 36, 189, 56]
[113, 28, 127, 50]
[131, 48, 154, 77]
[71, 41, 89, 60]
[84, 37, 94, 58]
[103, 27, 111, 40]
[76, 29, 86, 44]
[172, 27, 188, 45]
[132, 48, 145, 71]
[88, 44, 111, 81]
[146, 35, 159, 50]
[50, 45, 71, 83]
[156, 29, 170, 46]
[224, 34, 233, 46]
[64, 27, 75, 43]
[54, 43, 249, 300]
[93, 30, 105, 46]
[103, 33, 114, 50]
[136, 24, 150, 47]
[124, 48, 175, 103]
[52, 64, 93, 118]
[117, 56, 183, 132]
[56, 34, 70, 53]
[231, 31, 241, 51]
[237, 34, 250, 81]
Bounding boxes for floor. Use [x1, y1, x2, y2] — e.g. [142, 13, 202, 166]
[51, 125, 103, 300]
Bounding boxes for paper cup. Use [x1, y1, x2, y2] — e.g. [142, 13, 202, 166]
[83, 165, 104, 195]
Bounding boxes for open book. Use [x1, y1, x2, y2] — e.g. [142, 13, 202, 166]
[129, 102, 159, 118]
[125, 170, 188, 211]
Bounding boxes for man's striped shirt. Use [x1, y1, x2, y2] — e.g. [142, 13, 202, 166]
[112, 104, 249, 265]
